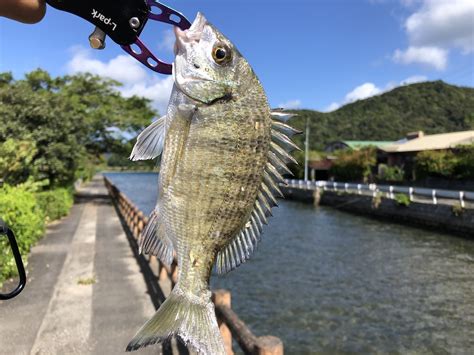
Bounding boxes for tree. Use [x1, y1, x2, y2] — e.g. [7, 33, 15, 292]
[0, 69, 157, 187]
[0, 139, 37, 185]
[288, 81, 474, 151]
[329, 147, 377, 182]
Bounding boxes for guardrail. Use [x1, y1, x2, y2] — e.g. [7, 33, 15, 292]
[103, 177, 283, 355]
[284, 179, 474, 207]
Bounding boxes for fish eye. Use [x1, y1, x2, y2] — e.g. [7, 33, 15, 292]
[212, 44, 232, 65]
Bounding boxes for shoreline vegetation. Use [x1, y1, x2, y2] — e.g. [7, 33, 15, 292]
[0, 184, 74, 286]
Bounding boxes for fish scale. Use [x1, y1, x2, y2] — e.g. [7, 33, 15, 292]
[167, 103, 269, 260]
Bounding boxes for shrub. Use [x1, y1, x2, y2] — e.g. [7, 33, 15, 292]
[394, 193, 411, 207]
[36, 188, 74, 222]
[0, 184, 45, 285]
[453, 144, 474, 179]
[330, 147, 377, 182]
[415, 150, 458, 179]
[414, 145, 474, 180]
[378, 164, 404, 181]
[452, 203, 464, 217]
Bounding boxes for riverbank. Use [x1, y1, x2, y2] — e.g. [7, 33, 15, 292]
[281, 185, 474, 237]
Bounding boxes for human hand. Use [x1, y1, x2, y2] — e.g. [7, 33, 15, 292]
[0, 0, 46, 24]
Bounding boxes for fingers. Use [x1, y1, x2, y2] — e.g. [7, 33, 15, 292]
[0, 0, 46, 24]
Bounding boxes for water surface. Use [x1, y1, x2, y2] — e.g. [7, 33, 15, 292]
[105, 172, 474, 354]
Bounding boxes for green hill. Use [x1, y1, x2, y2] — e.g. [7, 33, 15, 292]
[287, 81, 474, 150]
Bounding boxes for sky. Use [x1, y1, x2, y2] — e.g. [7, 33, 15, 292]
[0, 0, 473, 116]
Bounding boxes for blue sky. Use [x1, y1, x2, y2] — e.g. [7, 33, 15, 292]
[0, 0, 473, 115]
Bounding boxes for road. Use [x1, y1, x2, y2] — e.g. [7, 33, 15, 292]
[0, 176, 162, 355]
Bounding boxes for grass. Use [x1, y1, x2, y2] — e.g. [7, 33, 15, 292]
[77, 276, 96, 285]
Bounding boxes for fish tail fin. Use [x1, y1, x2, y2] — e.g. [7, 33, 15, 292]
[126, 286, 226, 354]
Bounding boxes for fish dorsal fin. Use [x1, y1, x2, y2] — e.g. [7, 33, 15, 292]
[271, 110, 297, 122]
[139, 208, 174, 266]
[215, 118, 300, 275]
[130, 115, 167, 161]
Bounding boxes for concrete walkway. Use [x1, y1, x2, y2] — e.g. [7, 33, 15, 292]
[0, 176, 160, 355]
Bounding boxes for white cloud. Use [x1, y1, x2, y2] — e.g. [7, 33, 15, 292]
[67, 47, 148, 84]
[278, 99, 302, 109]
[405, 0, 474, 53]
[120, 77, 174, 115]
[400, 75, 428, 85]
[325, 102, 341, 112]
[66, 46, 174, 115]
[393, 0, 474, 70]
[324, 76, 428, 112]
[393, 46, 448, 70]
[344, 83, 382, 102]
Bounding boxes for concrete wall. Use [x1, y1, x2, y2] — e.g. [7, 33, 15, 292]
[280, 186, 316, 204]
[281, 186, 474, 237]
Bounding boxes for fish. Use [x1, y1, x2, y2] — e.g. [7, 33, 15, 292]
[127, 12, 299, 354]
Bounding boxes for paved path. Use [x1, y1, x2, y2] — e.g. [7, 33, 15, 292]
[0, 176, 161, 355]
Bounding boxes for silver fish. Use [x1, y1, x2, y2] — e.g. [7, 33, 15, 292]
[128, 13, 299, 354]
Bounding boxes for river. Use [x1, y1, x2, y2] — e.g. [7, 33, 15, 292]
[104, 172, 474, 354]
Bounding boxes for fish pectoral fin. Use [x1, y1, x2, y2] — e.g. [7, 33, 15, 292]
[130, 115, 167, 161]
[139, 208, 174, 266]
[162, 103, 194, 185]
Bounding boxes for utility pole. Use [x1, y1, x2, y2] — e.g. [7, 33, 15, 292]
[304, 117, 310, 181]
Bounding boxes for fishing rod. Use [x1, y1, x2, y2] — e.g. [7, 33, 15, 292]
[0, 219, 26, 300]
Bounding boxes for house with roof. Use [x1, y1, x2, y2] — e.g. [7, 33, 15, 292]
[306, 130, 474, 182]
[309, 141, 394, 180]
[379, 130, 474, 178]
[324, 140, 393, 152]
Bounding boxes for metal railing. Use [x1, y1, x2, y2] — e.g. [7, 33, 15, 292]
[103, 177, 283, 355]
[284, 179, 474, 207]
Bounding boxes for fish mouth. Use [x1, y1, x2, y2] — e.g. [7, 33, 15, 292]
[175, 75, 215, 104]
[173, 13, 218, 104]
[174, 12, 207, 54]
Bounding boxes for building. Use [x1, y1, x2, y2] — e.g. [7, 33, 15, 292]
[325, 140, 394, 152]
[314, 141, 394, 181]
[308, 157, 335, 180]
[379, 130, 474, 178]
[381, 130, 474, 161]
